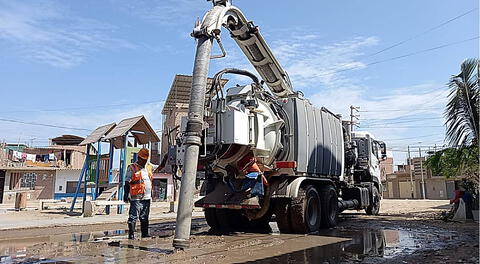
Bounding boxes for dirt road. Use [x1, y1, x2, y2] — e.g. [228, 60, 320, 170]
[0, 199, 478, 263]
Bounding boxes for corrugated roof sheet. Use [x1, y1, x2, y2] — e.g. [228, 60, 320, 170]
[79, 123, 116, 146]
[51, 135, 85, 146]
[162, 74, 228, 114]
[104, 116, 160, 149]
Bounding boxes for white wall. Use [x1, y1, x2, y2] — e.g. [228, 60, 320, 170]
[55, 169, 81, 193]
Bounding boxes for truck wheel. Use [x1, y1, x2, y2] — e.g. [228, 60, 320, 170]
[290, 185, 321, 233]
[205, 208, 219, 229]
[274, 200, 292, 233]
[319, 185, 338, 228]
[249, 208, 273, 232]
[365, 186, 381, 215]
[215, 208, 232, 230]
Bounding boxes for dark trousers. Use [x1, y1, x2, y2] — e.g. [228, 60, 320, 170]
[128, 199, 151, 224]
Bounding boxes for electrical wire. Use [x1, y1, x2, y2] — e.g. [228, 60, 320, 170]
[359, 107, 443, 112]
[364, 8, 478, 58]
[0, 100, 165, 114]
[384, 133, 444, 141]
[360, 125, 444, 128]
[297, 36, 479, 79]
[0, 118, 91, 131]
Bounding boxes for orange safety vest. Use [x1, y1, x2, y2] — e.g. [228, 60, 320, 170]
[129, 163, 153, 196]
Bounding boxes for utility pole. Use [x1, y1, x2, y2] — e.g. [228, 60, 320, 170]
[173, 31, 213, 249]
[407, 146, 414, 199]
[350, 106, 360, 132]
[419, 147, 426, 199]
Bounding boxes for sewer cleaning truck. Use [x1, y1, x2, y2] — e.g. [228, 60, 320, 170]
[173, 0, 387, 237]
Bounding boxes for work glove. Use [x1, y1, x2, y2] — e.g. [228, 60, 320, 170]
[123, 182, 130, 203]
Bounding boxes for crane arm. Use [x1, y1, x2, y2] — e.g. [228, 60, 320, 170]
[193, 1, 294, 98]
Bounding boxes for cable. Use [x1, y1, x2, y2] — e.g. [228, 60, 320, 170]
[359, 125, 445, 128]
[360, 116, 443, 121]
[384, 133, 444, 141]
[0, 100, 165, 114]
[364, 8, 478, 58]
[359, 107, 443, 112]
[297, 36, 479, 79]
[363, 117, 444, 126]
[0, 118, 91, 131]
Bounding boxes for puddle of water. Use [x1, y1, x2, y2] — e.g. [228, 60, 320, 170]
[253, 224, 457, 263]
[0, 218, 459, 264]
[0, 219, 207, 263]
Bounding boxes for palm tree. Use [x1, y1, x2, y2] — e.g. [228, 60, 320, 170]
[445, 58, 479, 147]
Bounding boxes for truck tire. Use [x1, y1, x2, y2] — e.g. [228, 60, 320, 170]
[205, 208, 219, 229]
[215, 208, 232, 230]
[365, 186, 381, 215]
[249, 208, 273, 232]
[290, 185, 321, 233]
[274, 200, 292, 233]
[319, 185, 338, 228]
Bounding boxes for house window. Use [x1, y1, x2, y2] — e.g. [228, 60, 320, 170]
[66, 181, 84, 193]
[59, 185, 63, 191]
[21, 172, 37, 189]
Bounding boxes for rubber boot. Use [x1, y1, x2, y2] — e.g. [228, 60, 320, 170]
[141, 220, 150, 238]
[128, 222, 135, 240]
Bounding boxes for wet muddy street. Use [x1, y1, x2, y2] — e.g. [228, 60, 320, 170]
[1, 201, 478, 264]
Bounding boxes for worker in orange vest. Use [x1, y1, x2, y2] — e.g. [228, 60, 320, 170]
[123, 148, 155, 239]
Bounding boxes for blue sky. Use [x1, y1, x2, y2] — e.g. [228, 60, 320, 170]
[0, 0, 478, 165]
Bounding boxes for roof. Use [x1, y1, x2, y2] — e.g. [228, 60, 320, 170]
[104, 115, 160, 149]
[79, 123, 116, 146]
[162, 74, 228, 114]
[51, 135, 85, 146]
[23, 145, 87, 155]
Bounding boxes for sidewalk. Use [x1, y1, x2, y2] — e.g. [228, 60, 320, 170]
[0, 201, 204, 231]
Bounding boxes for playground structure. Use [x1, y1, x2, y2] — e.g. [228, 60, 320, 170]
[69, 116, 160, 215]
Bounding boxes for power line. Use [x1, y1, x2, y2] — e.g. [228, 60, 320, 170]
[360, 116, 443, 121]
[0, 118, 91, 131]
[384, 133, 444, 141]
[0, 100, 166, 114]
[361, 126, 444, 128]
[364, 8, 478, 58]
[363, 117, 444, 126]
[366, 36, 479, 66]
[359, 107, 443, 112]
[298, 36, 478, 79]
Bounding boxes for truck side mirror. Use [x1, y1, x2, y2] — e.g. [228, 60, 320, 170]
[379, 141, 387, 160]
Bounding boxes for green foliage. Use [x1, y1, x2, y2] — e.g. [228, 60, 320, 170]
[445, 58, 479, 146]
[425, 146, 479, 182]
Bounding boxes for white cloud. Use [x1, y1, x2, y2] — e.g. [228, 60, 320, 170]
[208, 31, 448, 165]
[122, 0, 205, 27]
[0, 1, 135, 68]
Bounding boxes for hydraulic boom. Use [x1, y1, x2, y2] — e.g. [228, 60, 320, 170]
[192, 0, 294, 97]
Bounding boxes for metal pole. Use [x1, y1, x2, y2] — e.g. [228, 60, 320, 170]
[407, 146, 414, 199]
[82, 145, 91, 214]
[108, 140, 114, 184]
[117, 134, 129, 214]
[94, 141, 102, 200]
[419, 147, 426, 199]
[350, 106, 354, 132]
[173, 35, 213, 249]
[69, 157, 88, 212]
